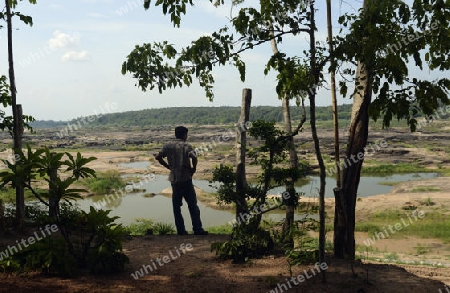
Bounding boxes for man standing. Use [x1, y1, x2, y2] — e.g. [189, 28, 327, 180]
[154, 126, 208, 235]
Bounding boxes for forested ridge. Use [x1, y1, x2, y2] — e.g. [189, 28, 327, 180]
[32, 104, 353, 128]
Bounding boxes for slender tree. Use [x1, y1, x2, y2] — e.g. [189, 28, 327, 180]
[2, 0, 36, 226]
[267, 21, 304, 246]
[306, 1, 327, 281]
[327, 0, 341, 189]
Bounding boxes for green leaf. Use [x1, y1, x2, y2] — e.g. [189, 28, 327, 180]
[15, 12, 33, 26]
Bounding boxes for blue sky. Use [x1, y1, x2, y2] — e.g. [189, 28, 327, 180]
[0, 0, 359, 120]
[0, 0, 378, 121]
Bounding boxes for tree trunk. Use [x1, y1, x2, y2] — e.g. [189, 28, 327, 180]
[14, 105, 24, 225]
[268, 23, 298, 244]
[5, 0, 25, 226]
[334, 60, 372, 259]
[327, 0, 341, 189]
[282, 95, 298, 246]
[308, 2, 327, 282]
[235, 89, 251, 220]
[333, 0, 373, 260]
[48, 153, 60, 221]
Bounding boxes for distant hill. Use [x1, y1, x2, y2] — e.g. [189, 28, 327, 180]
[31, 104, 353, 128]
[30, 120, 67, 128]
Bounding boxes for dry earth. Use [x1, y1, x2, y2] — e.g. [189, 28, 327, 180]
[0, 231, 449, 293]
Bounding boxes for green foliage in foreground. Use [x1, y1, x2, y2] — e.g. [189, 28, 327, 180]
[211, 220, 274, 263]
[0, 205, 129, 276]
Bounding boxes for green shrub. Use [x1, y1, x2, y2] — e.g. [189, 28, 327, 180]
[0, 236, 77, 276]
[211, 222, 274, 263]
[1, 207, 129, 276]
[22, 237, 77, 277]
[153, 222, 175, 235]
[84, 170, 125, 194]
[281, 218, 321, 266]
[88, 223, 129, 274]
[0, 258, 21, 273]
[66, 207, 129, 273]
[125, 218, 154, 236]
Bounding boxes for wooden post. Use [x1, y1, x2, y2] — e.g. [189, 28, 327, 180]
[235, 89, 251, 221]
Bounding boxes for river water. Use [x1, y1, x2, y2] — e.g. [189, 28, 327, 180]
[75, 162, 439, 228]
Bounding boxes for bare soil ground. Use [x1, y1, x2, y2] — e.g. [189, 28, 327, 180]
[1, 125, 450, 292]
[0, 232, 449, 293]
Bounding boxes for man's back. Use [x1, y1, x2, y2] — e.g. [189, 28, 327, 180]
[161, 139, 196, 183]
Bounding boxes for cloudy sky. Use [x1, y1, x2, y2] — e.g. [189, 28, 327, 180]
[0, 0, 366, 121]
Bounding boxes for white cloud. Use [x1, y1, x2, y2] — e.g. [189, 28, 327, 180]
[48, 30, 80, 50]
[61, 51, 91, 62]
[196, 1, 232, 19]
[87, 12, 109, 18]
[49, 4, 63, 11]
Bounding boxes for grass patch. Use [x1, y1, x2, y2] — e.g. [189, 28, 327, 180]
[402, 221, 450, 242]
[356, 244, 376, 253]
[125, 218, 154, 236]
[153, 222, 175, 235]
[411, 187, 440, 192]
[419, 197, 435, 206]
[207, 224, 233, 234]
[83, 170, 125, 195]
[125, 219, 175, 235]
[377, 181, 401, 186]
[384, 252, 399, 261]
[355, 222, 381, 235]
[415, 244, 431, 255]
[362, 163, 431, 174]
[357, 210, 450, 242]
[436, 169, 450, 176]
[0, 187, 46, 203]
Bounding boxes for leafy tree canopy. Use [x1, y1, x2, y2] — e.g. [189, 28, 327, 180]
[123, 0, 449, 132]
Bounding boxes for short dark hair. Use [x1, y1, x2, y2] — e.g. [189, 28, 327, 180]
[175, 126, 188, 139]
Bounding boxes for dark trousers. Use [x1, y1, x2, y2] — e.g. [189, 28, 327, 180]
[171, 180, 204, 234]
